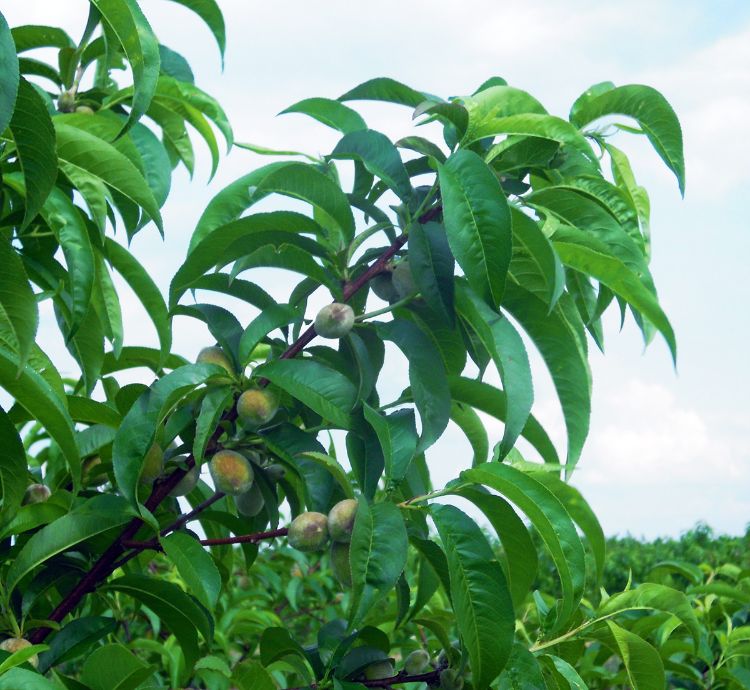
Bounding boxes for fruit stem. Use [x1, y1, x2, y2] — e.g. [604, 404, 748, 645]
[355, 294, 416, 322]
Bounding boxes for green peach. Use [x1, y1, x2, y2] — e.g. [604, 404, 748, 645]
[370, 272, 399, 302]
[237, 388, 278, 427]
[169, 462, 200, 497]
[314, 303, 355, 339]
[287, 511, 329, 552]
[236, 481, 265, 517]
[209, 450, 254, 495]
[196, 346, 234, 376]
[264, 463, 286, 482]
[328, 498, 358, 543]
[439, 668, 464, 690]
[392, 260, 416, 299]
[0, 638, 38, 668]
[364, 660, 395, 680]
[22, 484, 50, 505]
[404, 649, 431, 675]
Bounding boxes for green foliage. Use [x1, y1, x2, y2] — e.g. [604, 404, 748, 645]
[0, 4, 729, 690]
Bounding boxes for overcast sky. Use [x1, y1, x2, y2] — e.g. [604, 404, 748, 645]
[5, 1, 749, 539]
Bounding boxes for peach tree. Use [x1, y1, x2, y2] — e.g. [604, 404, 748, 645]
[0, 2, 723, 689]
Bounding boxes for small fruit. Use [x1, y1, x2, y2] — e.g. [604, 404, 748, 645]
[209, 450, 254, 495]
[371, 272, 399, 302]
[404, 649, 430, 675]
[264, 463, 286, 482]
[330, 541, 352, 587]
[314, 303, 355, 339]
[287, 511, 329, 552]
[57, 91, 75, 112]
[82, 455, 109, 486]
[22, 484, 50, 505]
[75, 105, 95, 114]
[236, 481, 265, 517]
[169, 462, 200, 497]
[392, 260, 416, 299]
[439, 668, 464, 690]
[364, 660, 395, 680]
[0, 638, 38, 668]
[139, 443, 164, 484]
[196, 346, 234, 376]
[328, 498, 358, 543]
[237, 388, 278, 428]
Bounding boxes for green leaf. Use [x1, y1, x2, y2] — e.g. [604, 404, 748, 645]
[455, 283, 533, 459]
[171, 212, 325, 306]
[0, 643, 47, 675]
[528, 470, 605, 586]
[0, 669, 60, 689]
[281, 97, 366, 134]
[9, 78, 57, 227]
[448, 377, 559, 465]
[552, 233, 676, 363]
[0, 232, 38, 367]
[130, 121, 172, 206]
[593, 621, 665, 690]
[257, 163, 354, 249]
[0, 406, 28, 528]
[164, 0, 225, 63]
[502, 286, 590, 473]
[37, 617, 117, 672]
[349, 501, 408, 627]
[462, 463, 585, 632]
[104, 238, 171, 365]
[10, 25, 73, 52]
[67, 395, 121, 427]
[497, 643, 546, 690]
[408, 221, 455, 324]
[570, 83, 684, 195]
[0, 13, 19, 135]
[431, 504, 514, 689]
[510, 208, 565, 309]
[112, 363, 225, 509]
[439, 149, 512, 308]
[0, 348, 80, 485]
[54, 123, 163, 234]
[238, 304, 298, 366]
[89, 0, 160, 132]
[255, 359, 357, 429]
[598, 583, 701, 646]
[81, 643, 156, 690]
[363, 404, 417, 488]
[330, 129, 412, 202]
[233, 659, 276, 690]
[339, 77, 425, 107]
[299, 452, 354, 500]
[450, 402, 489, 466]
[454, 486, 537, 610]
[161, 531, 222, 609]
[377, 320, 450, 453]
[5, 495, 136, 594]
[102, 575, 212, 672]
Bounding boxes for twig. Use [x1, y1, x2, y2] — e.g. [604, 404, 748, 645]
[285, 669, 441, 690]
[121, 528, 288, 551]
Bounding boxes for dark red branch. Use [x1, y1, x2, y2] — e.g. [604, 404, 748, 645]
[122, 527, 288, 551]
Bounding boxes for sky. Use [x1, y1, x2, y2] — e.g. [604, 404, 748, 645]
[4, 1, 749, 539]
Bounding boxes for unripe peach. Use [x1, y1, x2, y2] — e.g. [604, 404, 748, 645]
[328, 498, 358, 543]
[139, 443, 164, 484]
[264, 463, 286, 482]
[209, 450, 254, 495]
[404, 649, 430, 675]
[0, 638, 38, 668]
[236, 481, 265, 517]
[392, 260, 416, 299]
[82, 455, 109, 487]
[364, 660, 395, 680]
[314, 303, 355, 339]
[439, 668, 464, 690]
[22, 484, 50, 505]
[196, 346, 234, 376]
[330, 541, 352, 588]
[169, 462, 200, 497]
[288, 511, 329, 552]
[237, 388, 278, 428]
[75, 105, 95, 114]
[371, 272, 399, 302]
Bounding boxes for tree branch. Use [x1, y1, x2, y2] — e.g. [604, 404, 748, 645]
[28, 201, 442, 645]
[121, 527, 288, 551]
[286, 669, 441, 690]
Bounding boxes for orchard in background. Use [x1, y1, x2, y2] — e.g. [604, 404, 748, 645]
[0, 2, 747, 689]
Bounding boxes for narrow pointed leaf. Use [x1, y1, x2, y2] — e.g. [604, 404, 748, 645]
[0, 13, 19, 134]
[281, 97, 366, 134]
